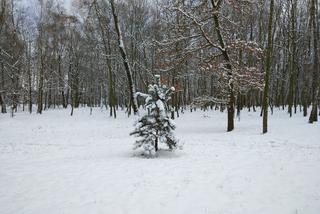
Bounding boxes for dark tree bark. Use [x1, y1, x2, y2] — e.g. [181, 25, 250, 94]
[309, 0, 319, 123]
[211, 0, 235, 132]
[0, 60, 6, 113]
[94, 1, 116, 118]
[262, 0, 275, 133]
[58, 54, 67, 108]
[27, 42, 32, 113]
[109, 0, 138, 115]
[37, 3, 44, 114]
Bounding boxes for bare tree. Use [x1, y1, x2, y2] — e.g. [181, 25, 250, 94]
[109, 0, 138, 115]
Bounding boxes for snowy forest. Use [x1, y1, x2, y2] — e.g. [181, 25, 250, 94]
[0, 0, 319, 129]
[0, 0, 320, 213]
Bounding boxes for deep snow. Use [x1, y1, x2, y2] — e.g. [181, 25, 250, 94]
[0, 107, 319, 214]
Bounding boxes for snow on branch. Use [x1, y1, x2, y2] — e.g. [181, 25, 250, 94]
[169, 6, 224, 52]
[227, 40, 263, 59]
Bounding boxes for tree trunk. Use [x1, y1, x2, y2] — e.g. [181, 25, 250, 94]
[0, 61, 6, 113]
[0, 94, 6, 113]
[110, 0, 138, 115]
[211, 0, 234, 131]
[262, 0, 274, 134]
[288, 0, 297, 118]
[309, 0, 319, 123]
[37, 55, 44, 114]
[37, 4, 44, 114]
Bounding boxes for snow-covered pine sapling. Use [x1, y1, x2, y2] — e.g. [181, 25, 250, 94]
[130, 75, 178, 156]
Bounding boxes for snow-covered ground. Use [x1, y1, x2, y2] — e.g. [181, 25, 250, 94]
[0, 107, 319, 214]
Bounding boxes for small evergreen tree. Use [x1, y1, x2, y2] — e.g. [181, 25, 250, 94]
[130, 75, 178, 156]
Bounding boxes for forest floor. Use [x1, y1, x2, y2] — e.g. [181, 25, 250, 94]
[0, 107, 320, 214]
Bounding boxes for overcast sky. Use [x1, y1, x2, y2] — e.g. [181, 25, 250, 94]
[18, 0, 74, 15]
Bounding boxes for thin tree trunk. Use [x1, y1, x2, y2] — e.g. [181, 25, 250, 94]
[37, 3, 44, 114]
[262, 0, 274, 134]
[109, 0, 138, 115]
[28, 53, 32, 113]
[288, 0, 297, 117]
[37, 54, 44, 114]
[0, 60, 7, 113]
